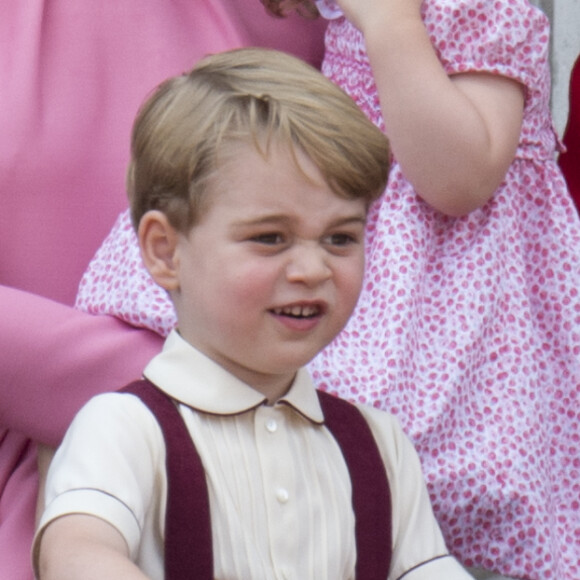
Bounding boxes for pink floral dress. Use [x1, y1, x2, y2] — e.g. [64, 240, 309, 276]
[76, 1, 580, 577]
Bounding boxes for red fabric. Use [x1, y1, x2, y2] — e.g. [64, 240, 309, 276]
[122, 380, 213, 580]
[317, 390, 392, 580]
[559, 55, 580, 208]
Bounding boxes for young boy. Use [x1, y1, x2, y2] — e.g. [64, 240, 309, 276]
[34, 47, 473, 579]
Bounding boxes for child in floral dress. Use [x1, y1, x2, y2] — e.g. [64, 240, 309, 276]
[76, 1, 580, 578]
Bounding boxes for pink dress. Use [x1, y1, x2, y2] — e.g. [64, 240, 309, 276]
[0, 3, 325, 578]
[76, 1, 580, 578]
[319, 3, 580, 578]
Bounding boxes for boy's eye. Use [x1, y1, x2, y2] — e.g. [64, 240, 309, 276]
[250, 233, 284, 245]
[325, 232, 359, 246]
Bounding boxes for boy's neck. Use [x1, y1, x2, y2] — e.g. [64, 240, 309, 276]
[225, 365, 296, 406]
[255, 374, 296, 406]
[176, 329, 297, 405]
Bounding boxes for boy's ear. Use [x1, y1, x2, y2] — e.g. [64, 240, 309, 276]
[138, 210, 181, 291]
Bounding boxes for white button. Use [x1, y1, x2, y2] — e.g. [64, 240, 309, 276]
[276, 488, 289, 503]
[265, 419, 278, 433]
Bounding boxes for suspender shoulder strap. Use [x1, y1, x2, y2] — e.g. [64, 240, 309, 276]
[121, 379, 214, 580]
[317, 389, 392, 580]
[121, 380, 392, 580]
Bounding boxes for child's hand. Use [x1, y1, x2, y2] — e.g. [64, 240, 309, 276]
[335, 0, 423, 34]
[260, 0, 319, 19]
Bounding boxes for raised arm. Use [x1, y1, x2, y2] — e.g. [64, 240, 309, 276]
[337, 0, 524, 216]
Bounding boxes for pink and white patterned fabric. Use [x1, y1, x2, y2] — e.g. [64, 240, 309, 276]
[314, 0, 342, 19]
[76, 1, 580, 578]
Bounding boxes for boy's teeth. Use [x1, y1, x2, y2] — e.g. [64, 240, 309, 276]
[274, 305, 318, 317]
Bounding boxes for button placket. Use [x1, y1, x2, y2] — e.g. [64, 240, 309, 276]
[255, 407, 292, 499]
[261, 413, 290, 503]
[254, 405, 298, 569]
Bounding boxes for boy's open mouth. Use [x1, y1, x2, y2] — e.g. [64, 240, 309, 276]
[271, 304, 322, 319]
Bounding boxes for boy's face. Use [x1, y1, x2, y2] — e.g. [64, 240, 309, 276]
[170, 142, 367, 395]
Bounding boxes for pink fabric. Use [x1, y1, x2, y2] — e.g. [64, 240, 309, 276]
[0, 1, 325, 306]
[321, 5, 579, 579]
[0, 3, 324, 578]
[0, 434, 37, 580]
[77, 2, 580, 579]
[0, 286, 163, 446]
[0, 285, 164, 578]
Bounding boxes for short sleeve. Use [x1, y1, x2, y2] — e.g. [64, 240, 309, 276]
[75, 209, 177, 337]
[358, 405, 473, 579]
[35, 393, 166, 558]
[424, 0, 550, 92]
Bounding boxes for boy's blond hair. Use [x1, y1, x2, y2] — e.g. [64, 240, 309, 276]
[128, 47, 390, 232]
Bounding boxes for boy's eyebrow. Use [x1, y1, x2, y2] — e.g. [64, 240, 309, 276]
[232, 213, 368, 228]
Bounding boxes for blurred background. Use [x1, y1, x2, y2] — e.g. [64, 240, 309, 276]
[533, 0, 580, 135]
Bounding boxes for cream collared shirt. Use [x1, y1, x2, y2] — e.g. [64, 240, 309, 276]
[36, 331, 472, 580]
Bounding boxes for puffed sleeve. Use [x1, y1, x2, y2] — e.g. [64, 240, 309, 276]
[425, 0, 550, 92]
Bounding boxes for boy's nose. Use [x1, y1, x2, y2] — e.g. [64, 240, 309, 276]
[285, 244, 332, 286]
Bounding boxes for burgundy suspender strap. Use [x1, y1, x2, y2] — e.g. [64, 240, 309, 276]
[122, 380, 392, 580]
[317, 390, 392, 580]
[121, 379, 214, 580]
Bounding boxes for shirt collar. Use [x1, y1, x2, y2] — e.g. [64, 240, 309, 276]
[143, 330, 324, 424]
